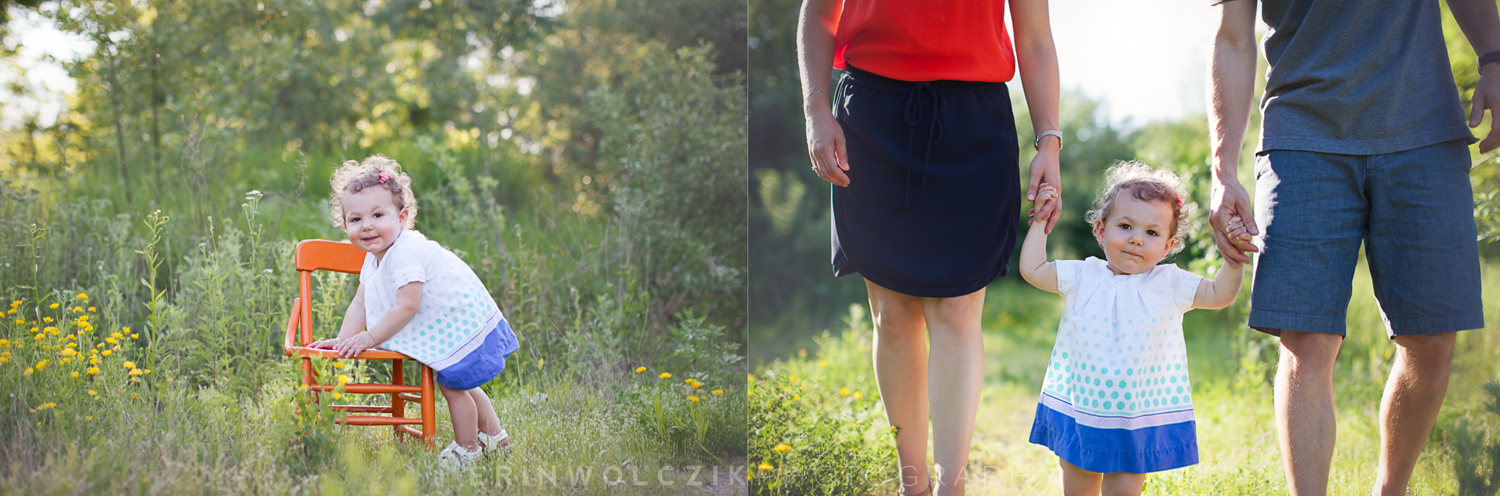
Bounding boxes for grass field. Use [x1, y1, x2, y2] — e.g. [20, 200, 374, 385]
[751, 259, 1500, 495]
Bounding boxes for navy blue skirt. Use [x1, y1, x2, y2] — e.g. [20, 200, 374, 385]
[831, 66, 1022, 298]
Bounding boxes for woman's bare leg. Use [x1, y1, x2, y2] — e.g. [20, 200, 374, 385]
[866, 279, 932, 495]
[922, 287, 986, 496]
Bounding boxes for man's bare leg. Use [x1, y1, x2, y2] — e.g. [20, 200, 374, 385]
[1372, 332, 1456, 496]
[1276, 329, 1342, 496]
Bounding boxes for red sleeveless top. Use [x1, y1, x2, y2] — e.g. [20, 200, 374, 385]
[830, 0, 1016, 83]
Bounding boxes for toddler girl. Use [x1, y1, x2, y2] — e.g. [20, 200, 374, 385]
[1017, 161, 1248, 496]
[309, 155, 520, 467]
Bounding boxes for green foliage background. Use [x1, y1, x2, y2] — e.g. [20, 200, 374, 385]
[0, 0, 749, 491]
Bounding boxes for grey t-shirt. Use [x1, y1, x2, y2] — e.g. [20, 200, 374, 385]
[1215, 0, 1476, 155]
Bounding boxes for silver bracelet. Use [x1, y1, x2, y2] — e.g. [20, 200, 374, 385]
[1034, 130, 1064, 151]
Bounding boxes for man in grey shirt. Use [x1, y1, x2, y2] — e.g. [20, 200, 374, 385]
[1209, 0, 1498, 495]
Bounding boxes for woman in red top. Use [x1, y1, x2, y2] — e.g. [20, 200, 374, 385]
[799, 1, 1061, 495]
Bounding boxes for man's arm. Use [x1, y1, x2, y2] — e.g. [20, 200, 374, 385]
[1449, 0, 1500, 153]
[1208, 0, 1260, 269]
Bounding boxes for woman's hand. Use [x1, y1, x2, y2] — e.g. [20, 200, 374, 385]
[806, 110, 850, 187]
[332, 333, 376, 358]
[1026, 146, 1062, 233]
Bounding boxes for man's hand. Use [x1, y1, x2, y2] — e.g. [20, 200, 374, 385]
[1210, 173, 1259, 267]
[1471, 64, 1500, 153]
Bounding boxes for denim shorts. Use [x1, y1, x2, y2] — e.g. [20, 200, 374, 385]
[1248, 139, 1485, 337]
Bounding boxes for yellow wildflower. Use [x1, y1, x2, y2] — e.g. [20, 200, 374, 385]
[889, 426, 899, 434]
[659, 372, 672, 379]
[35, 359, 47, 370]
[634, 366, 646, 373]
[87, 367, 98, 375]
[748, 374, 755, 381]
[88, 307, 96, 312]
[22, 368, 32, 376]
[71, 372, 79, 378]
[102, 350, 111, 357]
[818, 360, 828, 367]
[790, 375, 798, 383]
[331, 392, 342, 400]
[333, 362, 347, 369]
[792, 394, 800, 400]
[773, 443, 792, 453]
[758, 463, 774, 472]
[77, 293, 87, 300]
[684, 378, 694, 385]
[688, 396, 700, 403]
[853, 392, 863, 399]
[130, 334, 138, 339]
[13, 319, 21, 325]
[106, 337, 118, 345]
[49, 303, 58, 309]
[42, 317, 52, 323]
[10, 300, 19, 307]
[88, 390, 97, 396]
[111, 332, 122, 339]
[711, 390, 723, 396]
[89, 356, 99, 365]
[0, 339, 8, 348]
[338, 375, 350, 385]
[840, 388, 850, 396]
[85, 416, 92, 420]
[123, 361, 135, 369]
[691, 382, 702, 389]
[72, 306, 82, 313]
[129, 394, 139, 400]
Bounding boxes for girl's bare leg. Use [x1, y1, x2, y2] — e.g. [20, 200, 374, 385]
[866, 279, 932, 495]
[467, 387, 503, 437]
[1100, 472, 1146, 496]
[922, 288, 986, 496]
[440, 384, 479, 450]
[1060, 459, 1102, 496]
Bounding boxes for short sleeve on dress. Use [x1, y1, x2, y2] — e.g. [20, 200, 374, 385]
[1054, 260, 1084, 296]
[381, 241, 427, 288]
[1170, 265, 1204, 311]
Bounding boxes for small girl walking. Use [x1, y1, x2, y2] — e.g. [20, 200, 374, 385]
[309, 155, 520, 467]
[1017, 161, 1248, 495]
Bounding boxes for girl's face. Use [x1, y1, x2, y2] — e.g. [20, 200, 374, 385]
[1093, 194, 1177, 275]
[340, 187, 409, 260]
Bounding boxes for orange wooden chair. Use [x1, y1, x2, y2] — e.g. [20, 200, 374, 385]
[282, 239, 436, 447]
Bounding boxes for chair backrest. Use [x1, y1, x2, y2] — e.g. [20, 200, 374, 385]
[294, 240, 366, 346]
[296, 239, 366, 274]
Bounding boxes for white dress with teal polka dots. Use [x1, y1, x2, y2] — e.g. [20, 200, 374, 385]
[1028, 257, 1203, 473]
[361, 230, 519, 390]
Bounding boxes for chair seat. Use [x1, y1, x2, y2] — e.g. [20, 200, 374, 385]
[288, 346, 413, 360]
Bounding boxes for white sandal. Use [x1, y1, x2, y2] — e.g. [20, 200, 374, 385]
[477, 428, 510, 453]
[438, 441, 482, 468]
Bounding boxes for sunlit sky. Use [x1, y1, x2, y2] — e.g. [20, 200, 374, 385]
[1, 1, 1239, 130]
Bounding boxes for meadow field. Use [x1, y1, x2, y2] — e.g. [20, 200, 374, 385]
[749, 261, 1500, 495]
[1, 0, 749, 493]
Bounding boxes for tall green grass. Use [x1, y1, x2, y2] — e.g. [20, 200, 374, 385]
[751, 260, 1500, 495]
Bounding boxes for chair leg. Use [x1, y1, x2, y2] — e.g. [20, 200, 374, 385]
[421, 365, 435, 449]
[391, 359, 405, 436]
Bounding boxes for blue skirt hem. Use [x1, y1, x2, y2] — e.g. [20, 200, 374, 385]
[1027, 403, 1198, 473]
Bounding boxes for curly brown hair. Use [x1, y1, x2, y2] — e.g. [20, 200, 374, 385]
[328, 155, 418, 229]
[1084, 161, 1190, 255]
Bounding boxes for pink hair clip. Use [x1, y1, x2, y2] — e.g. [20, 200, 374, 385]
[378, 172, 390, 184]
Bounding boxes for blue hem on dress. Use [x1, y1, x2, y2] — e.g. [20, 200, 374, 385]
[433, 319, 517, 390]
[1028, 403, 1199, 474]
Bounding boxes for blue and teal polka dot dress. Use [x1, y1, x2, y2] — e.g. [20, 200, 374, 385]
[1028, 257, 1204, 474]
[360, 230, 519, 390]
